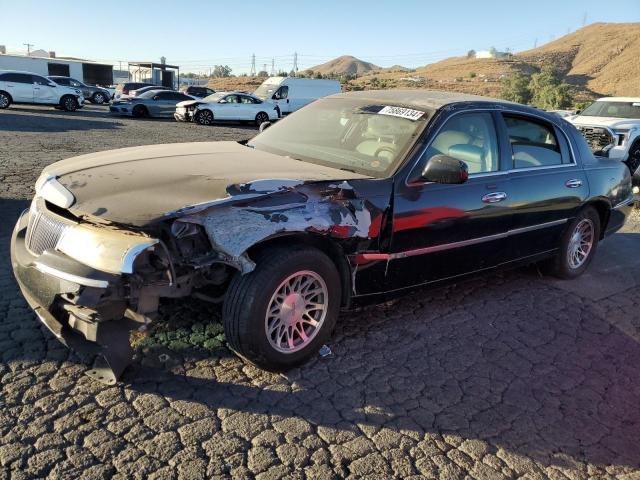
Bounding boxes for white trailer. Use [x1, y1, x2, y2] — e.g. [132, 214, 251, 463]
[0, 53, 113, 86]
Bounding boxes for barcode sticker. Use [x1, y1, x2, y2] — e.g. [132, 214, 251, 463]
[378, 106, 425, 121]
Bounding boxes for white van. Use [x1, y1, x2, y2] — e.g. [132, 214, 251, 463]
[253, 77, 341, 115]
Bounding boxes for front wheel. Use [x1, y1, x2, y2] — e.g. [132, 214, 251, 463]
[132, 105, 148, 118]
[195, 109, 214, 125]
[92, 92, 106, 104]
[547, 206, 600, 279]
[61, 95, 78, 112]
[255, 111, 269, 126]
[223, 246, 341, 370]
[0, 92, 11, 109]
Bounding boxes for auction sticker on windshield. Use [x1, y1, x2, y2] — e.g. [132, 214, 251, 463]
[378, 106, 425, 121]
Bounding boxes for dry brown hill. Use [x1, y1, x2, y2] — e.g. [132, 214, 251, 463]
[351, 22, 640, 99]
[308, 55, 380, 75]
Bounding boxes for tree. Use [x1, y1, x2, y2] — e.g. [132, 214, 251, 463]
[529, 66, 572, 110]
[500, 74, 532, 104]
[467, 49, 476, 59]
[489, 46, 498, 57]
[211, 65, 232, 78]
[257, 70, 269, 77]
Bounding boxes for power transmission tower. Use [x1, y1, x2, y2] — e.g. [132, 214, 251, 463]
[250, 54, 256, 76]
[582, 12, 587, 27]
[271, 58, 275, 76]
[263, 63, 267, 74]
[23, 43, 34, 55]
[533, 38, 538, 48]
[293, 52, 298, 73]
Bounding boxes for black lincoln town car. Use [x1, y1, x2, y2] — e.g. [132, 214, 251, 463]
[11, 90, 634, 383]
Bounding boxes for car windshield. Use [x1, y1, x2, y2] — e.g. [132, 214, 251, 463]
[580, 101, 640, 119]
[253, 83, 279, 99]
[248, 98, 432, 177]
[203, 92, 226, 103]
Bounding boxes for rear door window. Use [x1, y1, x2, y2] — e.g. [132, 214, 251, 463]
[503, 115, 562, 169]
[2, 73, 33, 83]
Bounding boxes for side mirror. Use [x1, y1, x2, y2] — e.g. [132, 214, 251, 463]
[48, 83, 57, 88]
[219, 99, 227, 104]
[575, 109, 582, 114]
[259, 121, 272, 132]
[421, 154, 468, 184]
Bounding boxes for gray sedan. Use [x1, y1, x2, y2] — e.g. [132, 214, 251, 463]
[109, 90, 194, 118]
[48, 76, 111, 104]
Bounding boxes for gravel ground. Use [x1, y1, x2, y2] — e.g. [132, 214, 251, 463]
[1, 104, 640, 479]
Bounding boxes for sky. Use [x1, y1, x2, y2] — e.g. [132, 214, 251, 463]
[1, 0, 639, 74]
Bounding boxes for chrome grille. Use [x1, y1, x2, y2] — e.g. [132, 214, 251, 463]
[25, 206, 70, 256]
[577, 126, 614, 153]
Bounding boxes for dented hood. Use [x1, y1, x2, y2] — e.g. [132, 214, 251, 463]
[43, 141, 370, 226]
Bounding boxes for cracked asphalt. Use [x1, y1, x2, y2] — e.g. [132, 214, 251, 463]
[1, 104, 640, 479]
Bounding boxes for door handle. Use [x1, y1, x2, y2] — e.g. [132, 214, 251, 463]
[565, 179, 583, 188]
[482, 192, 507, 203]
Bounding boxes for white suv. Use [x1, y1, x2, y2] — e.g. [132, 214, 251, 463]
[568, 97, 640, 186]
[0, 70, 84, 111]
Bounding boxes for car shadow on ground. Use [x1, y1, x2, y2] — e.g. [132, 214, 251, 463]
[123, 255, 640, 471]
[2, 196, 639, 471]
[0, 111, 123, 133]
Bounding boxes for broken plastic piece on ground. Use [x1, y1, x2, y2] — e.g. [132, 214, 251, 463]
[319, 345, 332, 357]
[158, 353, 170, 363]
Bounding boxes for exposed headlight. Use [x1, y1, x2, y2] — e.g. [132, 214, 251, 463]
[57, 224, 159, 274]
[613, 128, 636, 146]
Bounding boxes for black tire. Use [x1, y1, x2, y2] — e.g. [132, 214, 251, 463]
[0, 91, 11, 109]
[60, 95, 78, 112]
[255, 111, 269, 126]
[625, 140, 640, 181]
[546, 206, 600, 279]
[223, 246, 341, 371]
[92, 92, 106, 104]
[195, 109, 214, 125]
[132, 105, 148, 118]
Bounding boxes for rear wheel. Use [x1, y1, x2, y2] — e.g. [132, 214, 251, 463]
[132, 105, 148, 118]
[0, 92, 11, 109]
[92, 92, 106, 104]
[195, 109, 214, 125]
[255, 111, 269, 126]
[546, 206, 600, 279]
[61, 95, 78, 112]
[223, 246, 341, 370]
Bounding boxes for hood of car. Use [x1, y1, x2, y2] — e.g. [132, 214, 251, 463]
[41, 141, 370, 226]
[176, 99, 202, 107]
[569, 115, 638, 129]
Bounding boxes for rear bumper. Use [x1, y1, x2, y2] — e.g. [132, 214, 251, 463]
[10, 210, 137, 383]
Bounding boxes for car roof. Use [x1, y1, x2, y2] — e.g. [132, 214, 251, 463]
[0, 69, 41, 75]
[330, 89, 520, 110]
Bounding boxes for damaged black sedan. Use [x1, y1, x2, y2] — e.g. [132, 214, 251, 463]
[11, 90, 634, 383]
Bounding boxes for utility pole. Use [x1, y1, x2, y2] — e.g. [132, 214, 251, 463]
[250, 54, 256, 76]
[271, 58, 275, 76]
[533, 38, 537, 49]
[293, 52, 298, 74]
[263, 63, 267, 74]
[582, 12, 587, 27]
[23, 43, 34, 55]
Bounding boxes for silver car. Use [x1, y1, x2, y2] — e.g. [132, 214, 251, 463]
[109, 89, 193, 118]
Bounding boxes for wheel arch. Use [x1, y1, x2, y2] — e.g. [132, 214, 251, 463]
[247, 232, 353, 308]
[582, 198, 611, 239]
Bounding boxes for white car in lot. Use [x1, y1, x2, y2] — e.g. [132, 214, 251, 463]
[0, 70, 84, 111]
[175, 91, 279, 126]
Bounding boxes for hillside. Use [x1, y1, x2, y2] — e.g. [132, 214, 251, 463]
[351, 22, 640, 99]
[307, 55, 380, 75]
[206, 23, 640, 103]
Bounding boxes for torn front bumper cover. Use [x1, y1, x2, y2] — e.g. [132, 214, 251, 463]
[10, 210, 138, 384]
